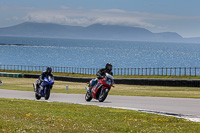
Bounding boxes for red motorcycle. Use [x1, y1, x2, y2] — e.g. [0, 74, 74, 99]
[85, 73, 114, 102]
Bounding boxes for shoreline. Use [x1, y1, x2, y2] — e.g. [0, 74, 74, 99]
[0, 43, 39, 46]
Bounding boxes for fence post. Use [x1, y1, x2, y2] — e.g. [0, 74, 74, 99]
[170, 68, 172, 76]
[185, 67, 187, 76]
[130, 68, 132, 75]
[195, 67, 197, 76]
[157, 68, 158, 75]
[141, 68, 143, 76]
[175, 67, 176, 76]
[128, 68, 129, 75]
[149, 68, 151, 75]
[138, 68, 140, 75]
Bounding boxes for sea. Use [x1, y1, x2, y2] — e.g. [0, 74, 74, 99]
[1, 36, 200, 68]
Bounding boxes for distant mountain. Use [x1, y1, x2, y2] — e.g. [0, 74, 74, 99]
[0, 22, 83, 38]
[0, 22, 198, 43]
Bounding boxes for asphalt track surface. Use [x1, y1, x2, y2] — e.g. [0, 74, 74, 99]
[0, 89, 200, 122]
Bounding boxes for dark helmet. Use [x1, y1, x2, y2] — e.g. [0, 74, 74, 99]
[46, 67, 52, 74]
[105, 63, 112, 71]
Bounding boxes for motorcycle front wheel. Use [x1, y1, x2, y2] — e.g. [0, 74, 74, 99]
[45, 89, 50, 100]
[85, 91, 92, 102]
[99, 88, 109, 102]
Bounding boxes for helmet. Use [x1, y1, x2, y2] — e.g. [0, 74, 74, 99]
[105, 63, 112, 71]
[46, 67, 52, 74]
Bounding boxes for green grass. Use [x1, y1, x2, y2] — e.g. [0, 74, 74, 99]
[1, 77, 200, 98]
[1, 69, 200, 79]
[0, 69, 95, 77]
[0, 98, 199, 132]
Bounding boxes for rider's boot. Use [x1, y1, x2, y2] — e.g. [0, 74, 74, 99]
[88, 79, 97, 93]
[88, 85, 92, 92]
[88, 85, 93, 96]
[38, 86, 43, 96]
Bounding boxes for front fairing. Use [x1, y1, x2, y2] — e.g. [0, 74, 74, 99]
[41, 78, 54, 97]
[100, 74, 114, 88]
[41, 77, 54, 88]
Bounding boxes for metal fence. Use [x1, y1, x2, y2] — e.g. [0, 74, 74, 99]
[0, 65, 200, 76]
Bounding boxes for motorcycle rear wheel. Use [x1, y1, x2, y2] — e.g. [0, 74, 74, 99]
[85, 91, 92, 102]
[35, 84, 41, 100]
[35, 93, 41, 100]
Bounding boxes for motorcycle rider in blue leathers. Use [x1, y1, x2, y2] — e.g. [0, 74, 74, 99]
[88, 63, 113, 93]
[36, 67, 54, 92]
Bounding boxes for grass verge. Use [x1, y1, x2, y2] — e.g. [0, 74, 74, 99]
[1, 77, 200, 98]
[0, 98, 199, 132]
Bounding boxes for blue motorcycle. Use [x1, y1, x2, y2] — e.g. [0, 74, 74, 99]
[33, 76, 54, 100]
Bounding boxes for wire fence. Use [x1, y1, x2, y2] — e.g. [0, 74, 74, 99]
[0, 65, 200, 76]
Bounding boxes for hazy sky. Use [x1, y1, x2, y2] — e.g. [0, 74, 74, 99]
[0, 0, 200, 37]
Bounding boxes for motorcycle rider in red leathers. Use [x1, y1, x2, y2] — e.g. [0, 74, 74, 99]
[88, 63, 113, 93]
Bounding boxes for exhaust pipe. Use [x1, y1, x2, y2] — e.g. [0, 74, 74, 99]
[33, 83, 36, 92]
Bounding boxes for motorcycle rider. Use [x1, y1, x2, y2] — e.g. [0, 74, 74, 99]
[88, 63, 113, 93]
[36, 67, 54, 92]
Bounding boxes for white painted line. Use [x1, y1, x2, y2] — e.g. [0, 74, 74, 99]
[77, 102, 200, 123]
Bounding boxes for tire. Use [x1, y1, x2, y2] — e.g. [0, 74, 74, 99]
[45, 89, 50, 100]
[35, 93, 41, 100]
[35, 84, 41, 100]
[99, 89, 109, 102]
[85, 91, 92, 102]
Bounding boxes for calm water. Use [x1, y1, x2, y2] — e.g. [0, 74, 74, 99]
[1, 36, 200, 68]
